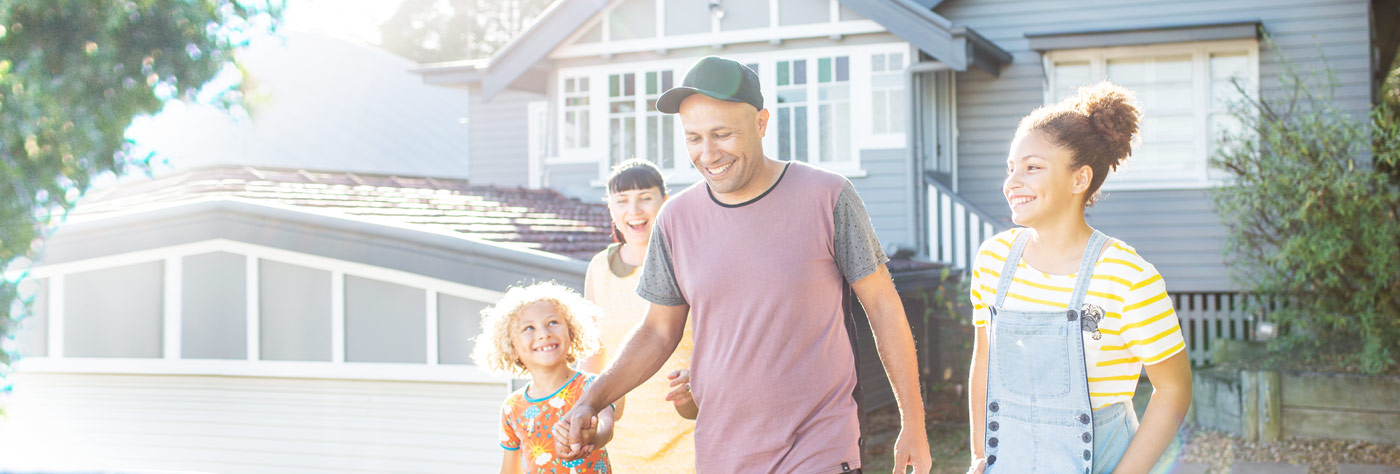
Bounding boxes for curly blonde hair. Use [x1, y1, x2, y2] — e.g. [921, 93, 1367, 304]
[470, 281, 602, 377]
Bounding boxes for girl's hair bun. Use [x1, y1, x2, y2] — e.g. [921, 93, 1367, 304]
[1075, 82, 1140, 171]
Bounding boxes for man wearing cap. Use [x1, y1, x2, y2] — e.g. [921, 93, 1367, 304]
[556, 56, 931, 474]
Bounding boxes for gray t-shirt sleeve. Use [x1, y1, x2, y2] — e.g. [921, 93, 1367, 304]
[637, 223, 688, 306]
[834, 181, 890, 284]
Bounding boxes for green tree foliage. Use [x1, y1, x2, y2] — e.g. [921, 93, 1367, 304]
[378, 0, 553, 63]
[1211, 57, 1400, 374]
[0, 0, 279, 370]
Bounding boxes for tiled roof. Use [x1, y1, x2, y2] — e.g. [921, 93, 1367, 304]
[74, 166, 615, 260]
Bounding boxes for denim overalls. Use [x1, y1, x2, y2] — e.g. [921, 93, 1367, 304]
[984, 229, 1137, 473]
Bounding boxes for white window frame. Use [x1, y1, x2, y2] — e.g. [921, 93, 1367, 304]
[1043, 39, 1259, 190]
[560, 76, 591, 155]
[9, 239, 507, 385]
[869, 50, 910, 146]
[561, 42, 912, 187]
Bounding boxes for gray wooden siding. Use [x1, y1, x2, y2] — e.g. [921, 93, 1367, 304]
[469, 86, 542, 187]
[0, 373, 504, 473]
[939, 0, 1373, 292]
[851, 148, 914, 252]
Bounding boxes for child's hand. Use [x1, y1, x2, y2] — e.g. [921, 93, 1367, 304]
[664, 369, 693, 407]
[551, 414, 599, 461]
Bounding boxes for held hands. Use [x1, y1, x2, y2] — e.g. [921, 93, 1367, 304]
[553, 404, 600, 461]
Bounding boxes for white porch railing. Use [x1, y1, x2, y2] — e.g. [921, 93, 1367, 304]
[927, 179, 1006, 273]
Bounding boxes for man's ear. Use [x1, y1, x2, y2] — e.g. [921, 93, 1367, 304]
[756, 108, 770, 137]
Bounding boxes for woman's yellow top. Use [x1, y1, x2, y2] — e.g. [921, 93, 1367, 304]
[586, 243, 696, 473]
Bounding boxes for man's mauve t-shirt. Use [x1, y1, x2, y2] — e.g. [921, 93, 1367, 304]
[638, 161, 888, 474]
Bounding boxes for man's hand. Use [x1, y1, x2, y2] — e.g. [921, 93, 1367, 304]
[891, 423, 933, 473]
[664, 369, 699, 419]
[552, 405, 599, 461]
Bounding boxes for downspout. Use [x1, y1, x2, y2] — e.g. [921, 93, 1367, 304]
[906, 61, 952, 259]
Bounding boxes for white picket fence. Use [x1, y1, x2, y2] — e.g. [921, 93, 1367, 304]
[1172, 292, 1278, 366]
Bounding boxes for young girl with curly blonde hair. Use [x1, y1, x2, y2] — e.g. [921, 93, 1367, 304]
[472, 282, 617, 474]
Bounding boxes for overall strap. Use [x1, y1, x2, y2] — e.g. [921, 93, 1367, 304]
[993, 229, 1032, 307]
[1066, 230, 1110, 310]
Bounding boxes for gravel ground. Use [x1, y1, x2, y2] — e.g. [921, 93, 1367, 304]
[1180, 427, 1400, 473]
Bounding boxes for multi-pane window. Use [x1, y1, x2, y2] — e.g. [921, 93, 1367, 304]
[871, 52, 906, 136]
[644, 71, 676, 169]
[608, 73, 637, 167]
[1046, 41, 1257, 188]
[563, 77, 590, 150]
[775, 56, 851, 163]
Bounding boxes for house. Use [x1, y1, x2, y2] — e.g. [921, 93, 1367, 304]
[417, 0, 1388, 365]
[0, 31, 614, 473]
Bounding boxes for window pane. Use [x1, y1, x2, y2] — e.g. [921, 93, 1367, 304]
[1053, 60, 1092, 102]
[646, 71, 657, 95]
[15, 278, 47, 357]
[259, 260, 330, 362]
[778, 60, 790, 86]
[795, 105, 808, 161]
[182, 252, 246, 360]
[663, 116, 675, 169]
[65, 262, 164, 358]
[793, 60, 807, 85]
[836, 56, 849, 82]
[890, 88, 906, 132]
[873, 54, 886, 73]
[873, 90, 887, 134]
[820, 103, 833, 161]
[624, 73, 635, 97]
[819, 57, 832, 83]
[610, 74, 619, 97]
[565, 78, 575, 93]
[437, 294, 486, 365]
[579, 77, 589, 91]
[345, 276, 426, 364]
[580, 111, 590, 148]
[648, 115, 660, 162]
[1211, 52, 1250, 109]
[889, 52, 903, 69]
[835, 101, 851, 161]
[778, 107, 792, 160]
[663, 70, 674, 90]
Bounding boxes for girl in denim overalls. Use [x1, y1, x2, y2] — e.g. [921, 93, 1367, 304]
[967, 82, 1193, 474]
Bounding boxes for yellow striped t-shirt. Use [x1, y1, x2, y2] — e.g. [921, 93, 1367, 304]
[970, 228, 1186, 409]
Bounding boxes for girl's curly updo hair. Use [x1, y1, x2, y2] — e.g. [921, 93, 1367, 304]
[1016, 81, 1141, 206]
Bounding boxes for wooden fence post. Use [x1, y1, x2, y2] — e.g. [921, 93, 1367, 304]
[1260, 370, 1282, 441]
[1241, 369, 1259, 442]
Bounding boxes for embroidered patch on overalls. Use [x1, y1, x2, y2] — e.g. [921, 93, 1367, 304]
[1080, 303, 1105, 340]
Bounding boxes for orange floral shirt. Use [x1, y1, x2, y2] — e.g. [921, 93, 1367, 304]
[500, 372, 611, 473]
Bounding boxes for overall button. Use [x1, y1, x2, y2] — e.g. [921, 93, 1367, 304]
[987, 455, 996, 466]
[988, 421, 999, 431]
[1083, 449, 1092, 460]
[1082, 432, 1092, 443]
[988, 437, 998, 448]
[1079, 413, 1091, 424]
[989, 402, 999, 412]
[1067, 309, 1078, 321]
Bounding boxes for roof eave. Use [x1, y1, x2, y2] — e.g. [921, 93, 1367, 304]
[839, 0, 1011, 74]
